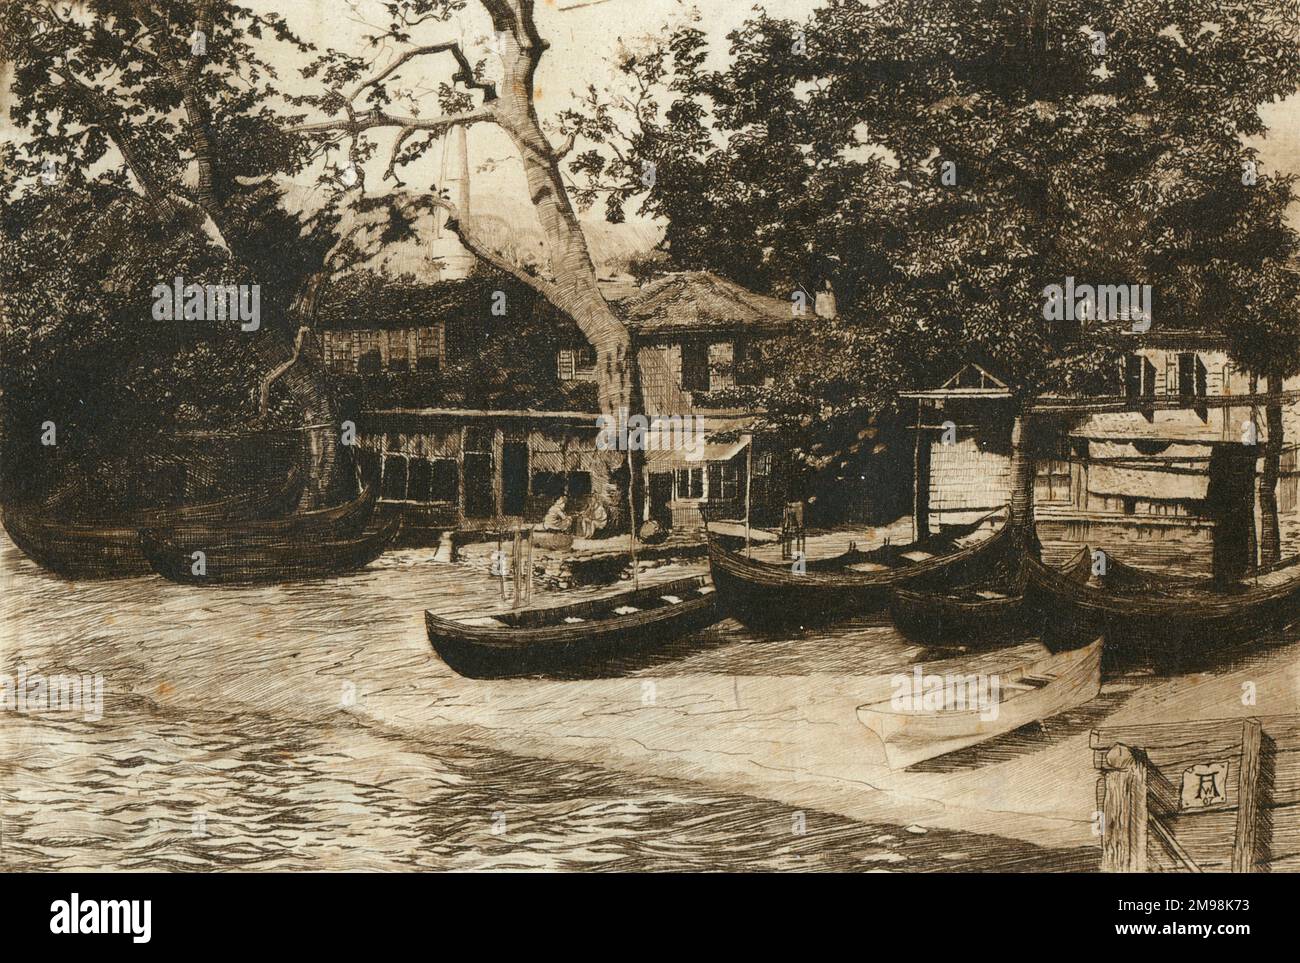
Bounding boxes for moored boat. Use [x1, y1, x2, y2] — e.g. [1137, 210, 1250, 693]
[138, 513, 402, 585]
[161, 477, 378, 544]
[1, 469, 304, 579]
[706, 510, 1024, 629]
[856, 637, 1103, 769]
[425, 575, 723, 678]
[1024, 551, 1300, 666]
[889, 546, 1092, 646]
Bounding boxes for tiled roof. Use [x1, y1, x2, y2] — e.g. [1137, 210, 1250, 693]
[622, 272, 794, 333]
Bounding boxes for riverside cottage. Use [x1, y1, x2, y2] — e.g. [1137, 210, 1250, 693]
[331, 271, 797, 538]
[909, 335, 1300, 576]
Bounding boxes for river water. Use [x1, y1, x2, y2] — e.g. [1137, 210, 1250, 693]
[0, 531, 1116, 872]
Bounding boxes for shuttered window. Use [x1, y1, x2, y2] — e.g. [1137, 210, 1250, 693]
[557, 349, 576, 381]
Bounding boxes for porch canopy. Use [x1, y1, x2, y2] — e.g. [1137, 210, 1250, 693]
[644, 435, 750, 471]
[641, 412, 757, 471]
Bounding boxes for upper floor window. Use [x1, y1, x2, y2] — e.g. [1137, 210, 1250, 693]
[1124, 354, 1156, 398]
[1177, 352, 1207, 398]
[387, 330, 410, 371]
[326, 332, 354, 373]
[556, 345, 597, 381]
[681, 340, 710, 393]
[415, 325, 442, 370]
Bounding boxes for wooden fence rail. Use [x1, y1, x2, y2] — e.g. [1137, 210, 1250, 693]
[1092, 714, 1300, 873]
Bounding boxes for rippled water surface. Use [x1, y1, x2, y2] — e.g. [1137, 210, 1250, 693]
[14, 528, 1267, 872]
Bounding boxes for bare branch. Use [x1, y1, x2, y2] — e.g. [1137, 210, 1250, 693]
[348, 41, 497, 104]
[289, 106, 493, 138]
[554, 128, 579, 160]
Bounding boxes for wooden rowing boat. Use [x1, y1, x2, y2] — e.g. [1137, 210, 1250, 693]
[856, 637, 1103, 769]
[138, 513, 402, 585]
[1024, 552, 1300, 665]
[889, 546, 1092, 646]
[1, 469, 304, 579]
[425, 575, 723, 678]
[706, 510, 1025, 629]
[159, 477, 378, 544]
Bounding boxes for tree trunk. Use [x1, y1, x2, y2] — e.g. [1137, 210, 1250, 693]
[1258, 372, 1283, 568]
[487, 21, 635, 421]
[479, 12, 640, 524]
[1007, 412, 1040, 555]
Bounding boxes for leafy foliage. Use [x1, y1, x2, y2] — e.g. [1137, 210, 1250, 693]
[569, 0, 1300, 458]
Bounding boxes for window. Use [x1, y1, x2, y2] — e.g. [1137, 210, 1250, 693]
[327, 332, 354, 373]
[381, 455, 409, 500]
[1124, 354, 1156, 398]
[407, 457, 432, 500]
[709, 463, 742, 501]
[721, 464, 741, 500]
[1177, 352, 1207, 398]
[733, 337, 755, 385]
[1036, 460, 1072, 504]
[430, 459, 458, 502]
[680, 340, 709, 393]
[755, 452, 773, 476]
[357, 331, 381, 375]
[574, 345, 596, 375]
[557, 350, 576, 381]
[674, 467, 704, 500]
[387, 330, 409, 371]
[415, 326, 442, 370]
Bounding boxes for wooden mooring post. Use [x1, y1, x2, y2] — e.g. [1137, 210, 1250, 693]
[1100, 744, 1148, 872]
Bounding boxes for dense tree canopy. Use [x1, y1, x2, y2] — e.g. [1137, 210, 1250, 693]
[567, 0, 1300, 443]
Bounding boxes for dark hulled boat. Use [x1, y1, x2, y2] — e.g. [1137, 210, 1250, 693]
[706, 511, 1024, 629]
[139, 513, 402, 585]
[161, 477, 378, 543]
[889, 546, 1092, 646]
[1024, 551, 1300, 665]
[425, 576, 723, 678]
[1, 470, 304, 579]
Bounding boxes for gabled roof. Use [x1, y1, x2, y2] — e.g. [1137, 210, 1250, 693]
[900, 363, 1014, 400]
[622, 271, 794, 335]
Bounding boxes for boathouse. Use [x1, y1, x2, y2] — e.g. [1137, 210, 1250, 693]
[909, 343, 1300, 575]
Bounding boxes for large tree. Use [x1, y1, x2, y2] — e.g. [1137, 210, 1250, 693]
[3, 1, 641, 509]
[286, 0, 635, 419]
[566, 0, 1300, 535]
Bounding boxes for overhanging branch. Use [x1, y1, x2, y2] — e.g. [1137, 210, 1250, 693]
[428, 193, 558, 302]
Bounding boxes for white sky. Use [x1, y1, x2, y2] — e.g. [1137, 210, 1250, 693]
[3, 0, 1298, 233]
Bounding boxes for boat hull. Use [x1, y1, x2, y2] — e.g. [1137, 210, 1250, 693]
[139, 514, 402, 585]
[856, 638, 1103, 769]
[1024, 555, 1300, 666]
[889, 548, 1092, 646]
[888, 590, 1028, 647]
[1, 473, 304, 579]
[425, 576, 723, 678]
[707, 515, 1024, 630]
